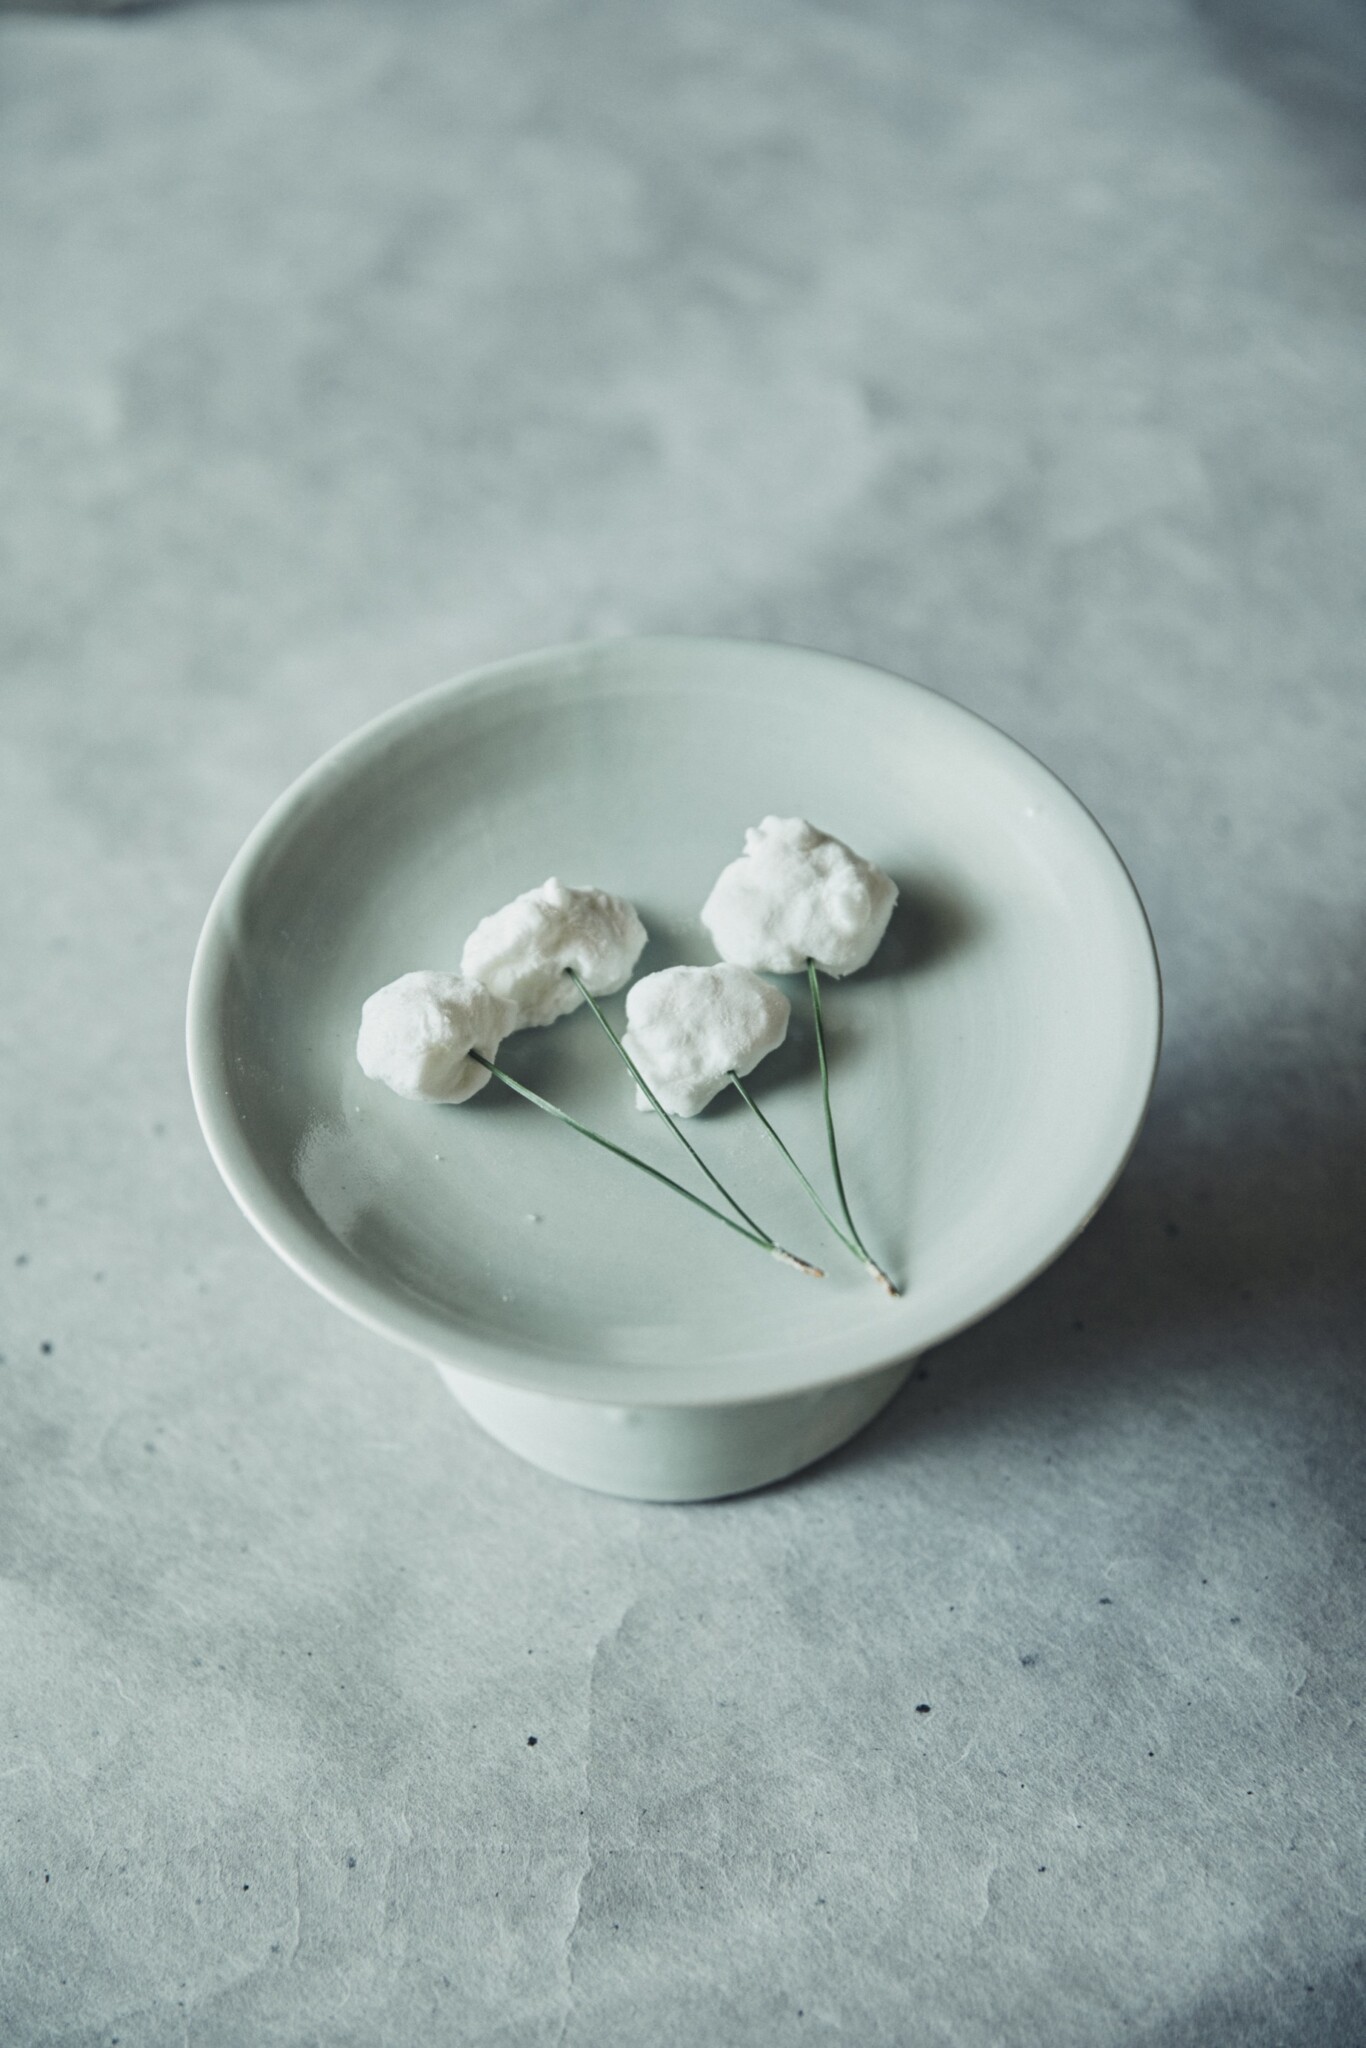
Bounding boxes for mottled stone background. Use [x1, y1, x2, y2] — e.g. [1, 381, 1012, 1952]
[2, 2, 1363, 2043]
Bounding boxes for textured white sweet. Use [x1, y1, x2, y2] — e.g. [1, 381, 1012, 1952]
[701, 816, 898, 977]
[356, 971, 515, 1103]
[623, 964, 790, 1118]
[461, 878, 647, 1030]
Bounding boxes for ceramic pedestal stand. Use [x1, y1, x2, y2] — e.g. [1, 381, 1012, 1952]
[434, 1355, 914, 1501]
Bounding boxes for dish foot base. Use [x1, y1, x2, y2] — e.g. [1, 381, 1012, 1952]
[432, 1357, 914, 1501]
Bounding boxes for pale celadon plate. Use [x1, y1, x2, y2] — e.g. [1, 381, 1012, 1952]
[187, 637, 1160, 1497]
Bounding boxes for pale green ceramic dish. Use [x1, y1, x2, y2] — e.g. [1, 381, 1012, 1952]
[187, 637, 1161, 1498]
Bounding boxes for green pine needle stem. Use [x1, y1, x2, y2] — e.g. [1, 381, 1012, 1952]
[569, 969, 770, 1242]
[805, 959, 900, 1297]
[469, 1051, 823, 1278]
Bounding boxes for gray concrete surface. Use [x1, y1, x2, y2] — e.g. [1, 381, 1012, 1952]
[2, 1, 1364, 2042]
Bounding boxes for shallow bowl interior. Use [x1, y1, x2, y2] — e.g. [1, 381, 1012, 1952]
[188, 637, 1160, 1407]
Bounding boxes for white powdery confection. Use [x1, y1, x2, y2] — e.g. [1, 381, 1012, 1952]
[461, 878, 648, 1030]
[356, 970, 515, 1104]
[701, 816, 898, 977]
[623, 964, 790, 1118]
